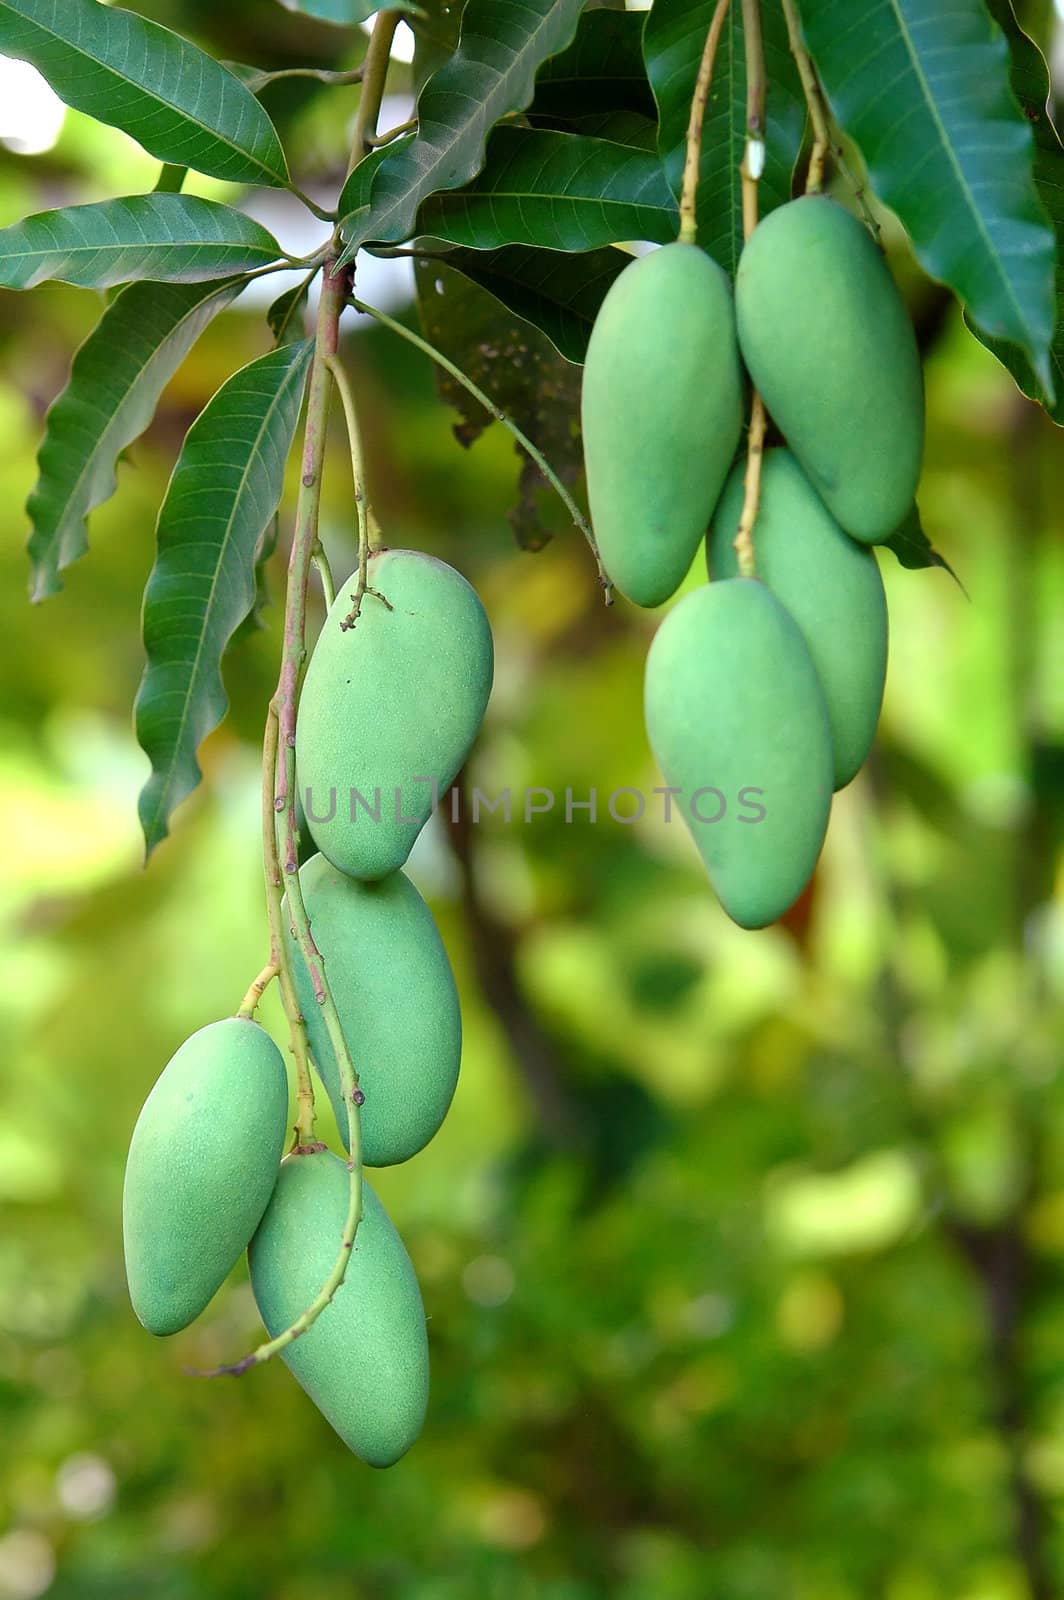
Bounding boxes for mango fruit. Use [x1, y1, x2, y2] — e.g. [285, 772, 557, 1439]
[123, 1018, 289, 1336]
[285, 853, 461, 1166]
[644, 578, 833, 928]
[581, 241, 744, 607]
[734, 197, 923, 542]
[248, 1147, 429, 1467]
[296, 549, 493, 879]
[707, 450, 888, 789]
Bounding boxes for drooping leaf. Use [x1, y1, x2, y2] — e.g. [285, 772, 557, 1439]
[0, 0, 289, 187]
[0, 196, 281, 290]
[415, 241, 631, 363]
[414, 256, 584, 552]
[882, 502, 963, 590]
[337, 0, 586, 257]
[274, 0, 402, 22]
[531, 8, 654, 120]
[135, 339, 314, 856]
[644, 0, 805, 276]
[796, 0, 1057, 397]
[964, 0, 1063, 422]
[416, 127, 678, 251]
[27, 278, 244, 601]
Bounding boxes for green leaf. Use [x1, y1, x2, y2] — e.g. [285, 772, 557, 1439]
[882, 502, 963, 589]
[644, 0, 805, 276]
[27, 278, 244, 601]
[964, 0, 1063, 422]
[0, 195, 281, 290]
[267, 277, 311, 344]
[796, 0, 1057, 397]
[0, 0, 289, 187]
[418, 242, 631, 363]
[275, 0, 402, 21]
[416, 127, 678, 251]
[135, 339, 314, 857]
[337, 0, 586, 257]
[531, 8, 653, 120]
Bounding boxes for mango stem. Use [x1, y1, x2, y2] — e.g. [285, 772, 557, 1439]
[780, 0, 832, 194]
[677, 0, 732, 246]
[734, 0, 767, 580]
[236, 962, 279, 1021]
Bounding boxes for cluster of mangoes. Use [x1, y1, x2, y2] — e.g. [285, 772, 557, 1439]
[582, 196, 923, 928]
[123, 549, 494, 1466]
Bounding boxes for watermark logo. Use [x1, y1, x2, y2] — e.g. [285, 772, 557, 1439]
[302, 779, 768, 827]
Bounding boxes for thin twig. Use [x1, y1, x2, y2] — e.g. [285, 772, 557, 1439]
[261, 709, 316, 1143]
[312, 545, 335, 609]
[733, 0, 767, 580]
[350, 295, 611, 599]
[780, 0, 831, 194]
[678, 0, 732, 245]
[367, 117, 417, 147]
[348, 11, 402, 175]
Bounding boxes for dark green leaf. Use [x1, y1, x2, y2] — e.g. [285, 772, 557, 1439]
[154, 164, 187, 194]
[135, 339, 314, 856]
[964, 0, 1063, 422]
[27, 278, 244, 601]
[644, 0, 805, 275]
[337, 0, 586, 257]
[416, 128, 678, 250]
[418, 241, 631, 363]
[268, 277, 311, 344]
[0, 0, 289, 187]
[797, 0, 1057, 397]
[882, 502, 963, 589]
[0, 195, 281, 290]
[414, 256, 583, 550]
[532, 8, 653, 120]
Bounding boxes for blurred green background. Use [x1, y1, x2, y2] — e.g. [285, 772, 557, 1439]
[1, 4, 1063, 1597]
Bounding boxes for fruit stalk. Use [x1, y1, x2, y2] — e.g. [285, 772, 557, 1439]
[678, 0, 731, 246]
[780, 0, 832, 194]
[733, 0, 767, 580]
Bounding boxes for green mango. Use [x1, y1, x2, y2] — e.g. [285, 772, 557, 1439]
[643, 578, 833, 928]
[248, 1148, 429, 1467]
[296, 549, 493, 879]
[707, 450, 888, 789]
[581, 241, 744, 607]
[123, 1018, 289, 1336]
[285, 853, 461, 1166]
[734, 197, 924, 542]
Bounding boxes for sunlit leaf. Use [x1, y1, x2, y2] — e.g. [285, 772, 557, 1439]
[0, 0, 289, 186]
[0, 196, 281, 290]
[27, 277, 244, 600]
[135, 339, 313, 856]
